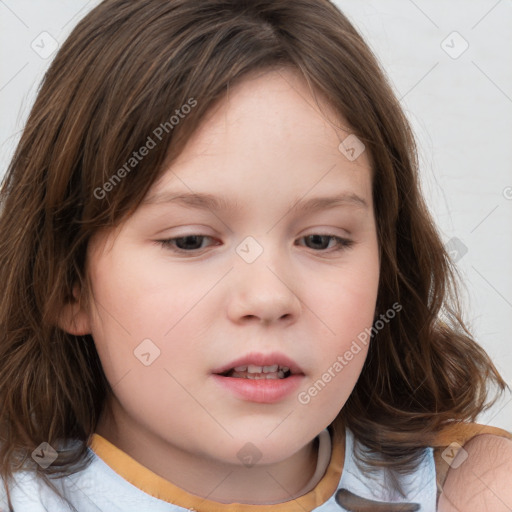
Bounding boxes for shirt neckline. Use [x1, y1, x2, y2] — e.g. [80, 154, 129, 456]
[88, 426, 345, 511]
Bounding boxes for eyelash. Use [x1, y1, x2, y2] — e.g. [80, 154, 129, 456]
[156, 234, 355, 255]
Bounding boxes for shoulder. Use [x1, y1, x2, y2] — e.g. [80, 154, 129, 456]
[0, 469, 45, 511]
[438, 433, 512, 511]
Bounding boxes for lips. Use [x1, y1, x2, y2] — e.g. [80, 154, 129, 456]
[211, 351, 305, 403]
[211, 351, 304, 378]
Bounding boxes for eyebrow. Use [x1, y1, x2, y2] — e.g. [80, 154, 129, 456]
[142, 190, 369, 213]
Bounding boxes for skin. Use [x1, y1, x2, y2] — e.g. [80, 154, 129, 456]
[60, 67, 380, 504]
[438, 434, 512, 511]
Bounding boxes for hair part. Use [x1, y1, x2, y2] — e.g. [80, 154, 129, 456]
[0, 0, 507, 507]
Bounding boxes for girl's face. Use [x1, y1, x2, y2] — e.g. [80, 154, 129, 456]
[78, 68, 379, 475]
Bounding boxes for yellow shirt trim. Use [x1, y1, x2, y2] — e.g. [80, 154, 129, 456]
[88, 428, 344, 512]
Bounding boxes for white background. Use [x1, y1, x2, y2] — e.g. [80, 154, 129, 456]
[1, 0, 511, 431]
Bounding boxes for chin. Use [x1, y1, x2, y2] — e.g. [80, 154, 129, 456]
[224, 431, 313, 467]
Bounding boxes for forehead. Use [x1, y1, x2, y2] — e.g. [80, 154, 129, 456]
[147, 67, 372, 203]
[185, 67, 365, 158]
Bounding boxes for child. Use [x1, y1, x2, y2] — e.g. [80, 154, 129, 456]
[1, 1, 511, 511]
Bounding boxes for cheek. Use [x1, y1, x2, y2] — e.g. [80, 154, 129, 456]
[311, 254, 379, 346]
[301, 245, 379, 404]
[86, 246, 209, 383]
[297, 283, 376, 422]
[88, 244, 183, 336]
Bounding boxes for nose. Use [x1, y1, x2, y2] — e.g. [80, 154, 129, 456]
[226, 241, 302, 326]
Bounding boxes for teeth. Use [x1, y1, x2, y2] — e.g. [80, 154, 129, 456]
[227, 364, 293, 379]
[245, 373, 272, 380]
[241, 364, 289, 374]
[230, 370, 287, 379]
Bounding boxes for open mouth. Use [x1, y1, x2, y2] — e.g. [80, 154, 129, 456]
[211, 353, 304, 403]
[219, 364, 293, 380]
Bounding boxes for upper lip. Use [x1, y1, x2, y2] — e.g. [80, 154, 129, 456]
[212, 351, 304, 375]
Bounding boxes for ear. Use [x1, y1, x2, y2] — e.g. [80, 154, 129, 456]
[57, 283, 92, 336]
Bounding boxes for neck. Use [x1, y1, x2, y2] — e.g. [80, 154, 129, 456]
[95, 400, 322, 504]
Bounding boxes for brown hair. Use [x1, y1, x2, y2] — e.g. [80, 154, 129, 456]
[0, 0, 507, 508]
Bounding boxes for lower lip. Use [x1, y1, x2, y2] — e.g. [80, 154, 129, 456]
[211, 374, 304, 403]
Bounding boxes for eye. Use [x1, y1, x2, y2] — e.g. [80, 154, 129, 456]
[157, 235, 217, 253]
[296, 234, 354, 252]
[156, 233, 354, 254]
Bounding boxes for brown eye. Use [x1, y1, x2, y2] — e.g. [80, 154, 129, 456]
[158, 235, 217, 253]
[297, 234, 354, 252]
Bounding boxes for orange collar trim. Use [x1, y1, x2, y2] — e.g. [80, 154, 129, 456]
[88, 429, 345, 512]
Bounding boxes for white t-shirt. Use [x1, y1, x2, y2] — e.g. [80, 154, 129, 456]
[0, 426, 436, 511]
